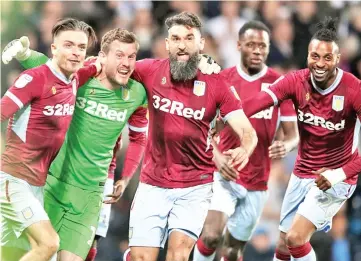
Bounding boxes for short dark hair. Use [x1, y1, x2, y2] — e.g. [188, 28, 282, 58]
[101, 28, 139, 53]
[165, 12, 202, 31]
[238, 21, 271, 38]
[52, 18, 97, 48]
[311, 17, 339, 45]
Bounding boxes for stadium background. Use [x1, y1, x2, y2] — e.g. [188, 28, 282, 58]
[1, 1, 361, 261]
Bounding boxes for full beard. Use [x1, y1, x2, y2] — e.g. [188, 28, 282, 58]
[169, 52, 199, 81]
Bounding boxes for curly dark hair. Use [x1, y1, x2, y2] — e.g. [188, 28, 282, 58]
[311, 16, 339, 45]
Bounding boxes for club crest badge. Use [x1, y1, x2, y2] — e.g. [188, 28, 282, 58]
[332, 95, 344, 111]
[193, 81, 206, 96]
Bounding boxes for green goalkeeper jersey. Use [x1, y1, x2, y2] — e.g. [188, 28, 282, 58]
[21, 51, 147, 192]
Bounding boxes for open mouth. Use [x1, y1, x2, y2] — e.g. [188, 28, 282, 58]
[313, 69, 327, 78]
[117, 68, 130, 77]
[177, 52, 189, 61]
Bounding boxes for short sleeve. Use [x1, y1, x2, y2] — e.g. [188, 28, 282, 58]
[215, 75, 243, 122]
[133, 59, 156, 83]
[280, 100, 297, 122]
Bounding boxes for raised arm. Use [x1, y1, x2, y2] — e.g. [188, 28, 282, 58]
[2, 36, 49, 68]
[243, 74, 296, 118]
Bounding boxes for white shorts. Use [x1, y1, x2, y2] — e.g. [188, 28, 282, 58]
[279, 173, 356, 233]
[95, 178, 114, 238]
[209, 172, 268, 241]
[0, 171, 49, 250]
[129, 182, 212, 248]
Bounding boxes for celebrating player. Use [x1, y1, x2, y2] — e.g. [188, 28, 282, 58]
[6, 28, 149, 261]
[194, 21, 299, 261]
[122, 12, 257, 261]
[242, 17, 360, 261]
[0, 18, 98, 261]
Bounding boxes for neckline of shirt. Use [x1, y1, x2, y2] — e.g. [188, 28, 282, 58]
[310, 68, 343, 96]
[236, 64, 268, 82]
[46, 60, 71, 84]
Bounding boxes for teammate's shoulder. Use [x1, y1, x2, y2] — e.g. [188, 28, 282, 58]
[265, 67, 281, 78]
[285, 68, 310, 82]
[341, 69, 360, 84]
[341, 69, 361, 93]
[220, 66, 237, 78]
[137, 58, 167, 68]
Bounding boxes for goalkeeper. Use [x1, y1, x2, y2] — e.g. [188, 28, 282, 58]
[2, 30, 220, 261]
[3, 29, 148, 261]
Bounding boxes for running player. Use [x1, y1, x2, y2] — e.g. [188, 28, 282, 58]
[124, 12, 257, 261]
[194, 20, 298, 261]
[5, 28, 148, 261]
[0, 18, 97, 261]
[242, 17, 360, 261]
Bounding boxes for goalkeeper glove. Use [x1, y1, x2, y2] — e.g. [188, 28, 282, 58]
[2, 36, 31, 64]
[198, 54, 221, 75]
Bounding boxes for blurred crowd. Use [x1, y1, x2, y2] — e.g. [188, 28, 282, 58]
[1, 1, 361, 261]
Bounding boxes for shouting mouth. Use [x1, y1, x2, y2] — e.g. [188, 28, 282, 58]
[117, 68, 130, 77]
[313, 69, 327, 78]
[177, 52, 189, 61]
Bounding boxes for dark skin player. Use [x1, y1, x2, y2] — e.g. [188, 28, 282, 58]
[201, 25, 299, 261]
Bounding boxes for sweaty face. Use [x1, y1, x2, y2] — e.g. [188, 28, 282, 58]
[238, 29, 270, 75]
[101, 40, 137, 86]
[166, 25, 205, 81]
[307, 39, 340, 87]
[51, 30, 88, 77]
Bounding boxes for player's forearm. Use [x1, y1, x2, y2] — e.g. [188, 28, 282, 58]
[122, 131, 146, 178]
[212, 139, 222, 158]
[321, 157, 360, 186]
[108, 135, 123, 180]
[283, 137, 299, 153]
[239, 128, 258, 157]
[76, 64, 98, 87]
[19, 50, 49, 69]
[342, 156, 361, 179]
[279, 120, 299, 153]
[243, 92, 276, 118]
[1, 96, 20, 122]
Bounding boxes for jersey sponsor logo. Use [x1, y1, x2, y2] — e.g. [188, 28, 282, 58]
[152, 95, 205, 120]
[332, 95, 344, 111]
[161, 77, 166, 85]
[51, 86, 56, 95]
[14, 74, 33, 88]
[76, 97, 128, 122]
[251, 107, 274, 119]
[193, 81, 206, 96]
[297, 109, 345, 131]
[43, 104, 74, 116]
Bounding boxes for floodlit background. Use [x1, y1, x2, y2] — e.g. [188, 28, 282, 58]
[1, 1, 361, 261]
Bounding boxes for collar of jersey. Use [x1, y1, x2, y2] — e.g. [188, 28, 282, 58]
[46, 60, 71, 84]
[236, 64, 268, 82]
[310, 68, 343, 96]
